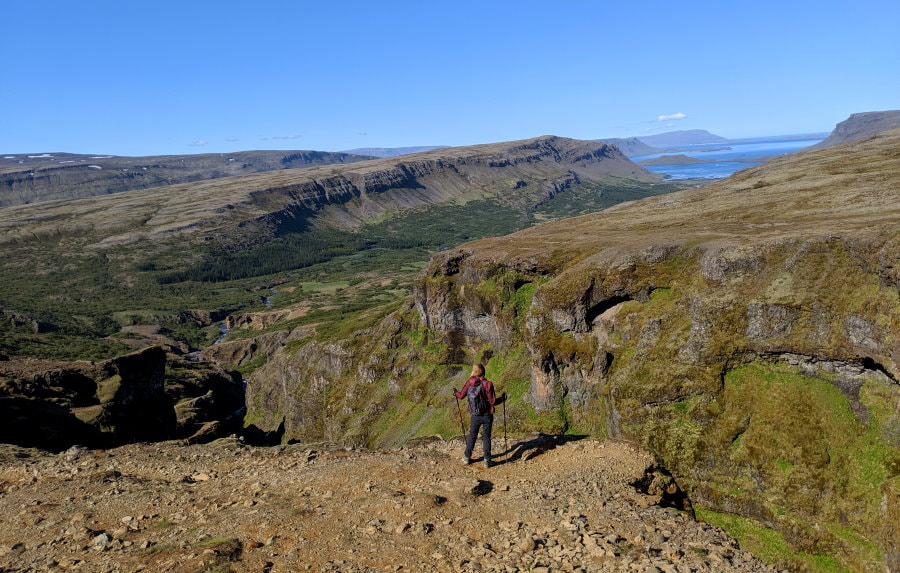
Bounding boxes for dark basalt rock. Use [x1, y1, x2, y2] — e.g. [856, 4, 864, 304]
[0, 346, 174, 450]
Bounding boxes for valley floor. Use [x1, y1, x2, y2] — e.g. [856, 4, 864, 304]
[0, 437, 779, 572]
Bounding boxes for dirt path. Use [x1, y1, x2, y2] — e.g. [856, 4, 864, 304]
[0, 436, 779, 572]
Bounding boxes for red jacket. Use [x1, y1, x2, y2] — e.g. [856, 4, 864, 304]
[455, 376, 497, 414]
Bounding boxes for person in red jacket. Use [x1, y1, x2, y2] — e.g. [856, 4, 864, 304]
[454, 363, 498, 468]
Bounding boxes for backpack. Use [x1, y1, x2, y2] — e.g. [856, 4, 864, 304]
[466, 378, 490, 416]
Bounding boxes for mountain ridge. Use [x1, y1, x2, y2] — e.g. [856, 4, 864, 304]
[808, 109, 900, 150]
[0, 135, 660, 250]
[0, 150, 374, 208]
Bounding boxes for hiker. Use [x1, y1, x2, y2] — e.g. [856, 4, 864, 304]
[454, 363, 501, 468]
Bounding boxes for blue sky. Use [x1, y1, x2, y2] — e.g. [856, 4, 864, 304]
[3, 0, 898, 156]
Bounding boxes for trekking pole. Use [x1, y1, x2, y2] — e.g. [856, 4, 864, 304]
[503, 396, 508, 450]
[455, 396, 466, 439]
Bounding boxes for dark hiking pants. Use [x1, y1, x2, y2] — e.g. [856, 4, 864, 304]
[465, 414, 493, 461]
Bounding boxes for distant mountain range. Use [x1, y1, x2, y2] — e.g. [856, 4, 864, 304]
[0, 136, 661, 248]
[599, 137, 660, 157]
[0, 150, 373, 207]
[346, 135, 731, 160]
[0, 134, 673, 363]
[340, 145, 449, 158]
[7, 111, 893, 210]
[602, 130, 729, 157]
[634, 129, 729, 147]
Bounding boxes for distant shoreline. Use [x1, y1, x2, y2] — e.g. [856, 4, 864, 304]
[638, 154, 767, 167]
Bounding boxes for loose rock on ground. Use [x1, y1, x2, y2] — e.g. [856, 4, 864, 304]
[0, 436, 781, 572]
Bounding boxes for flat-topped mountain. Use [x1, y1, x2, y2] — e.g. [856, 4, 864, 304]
[0, 149, 373, 207]
[340, 145, 449, 157]
[0, 136, 659, 250]
[808, 109, 900, 150]
[244, 128, 900, 571]
[636, 129, 729, 147]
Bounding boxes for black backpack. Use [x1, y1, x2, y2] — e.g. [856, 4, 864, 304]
[466, 378, 490, 415]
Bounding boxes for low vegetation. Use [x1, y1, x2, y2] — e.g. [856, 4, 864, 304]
[0, 179, 678, 360]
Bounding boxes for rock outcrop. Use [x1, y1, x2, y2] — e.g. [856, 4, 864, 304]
[244, 128, 900, 571]
[0, 347, 174, 449]
[0, 348, 246, 449]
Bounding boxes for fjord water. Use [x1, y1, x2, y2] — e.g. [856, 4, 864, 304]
[633, 137, 823, 180]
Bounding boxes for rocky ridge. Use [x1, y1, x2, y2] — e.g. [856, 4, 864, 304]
[0, 436, 778, 572]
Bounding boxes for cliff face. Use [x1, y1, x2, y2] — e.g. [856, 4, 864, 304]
[246, 136, 654, 231]
[245, 129, 900, 571]
[809, 109, 900, 150]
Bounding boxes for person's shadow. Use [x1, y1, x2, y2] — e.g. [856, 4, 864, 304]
[490, 432, 587, 466]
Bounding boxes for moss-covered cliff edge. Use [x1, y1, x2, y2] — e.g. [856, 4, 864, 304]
[245, 129, 900, 571]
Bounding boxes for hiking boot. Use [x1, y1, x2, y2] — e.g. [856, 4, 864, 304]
[483, 459, 493, 469]
[461, 457, 470, 465]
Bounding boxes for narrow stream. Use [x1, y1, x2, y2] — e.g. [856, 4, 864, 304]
[213, 321, 229, 345]
[262, 287, 277, 307]
[187, 287, 276, 359]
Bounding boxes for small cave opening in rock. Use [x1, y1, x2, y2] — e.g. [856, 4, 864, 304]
[586, 295, 632, 326]
[860, 356, 897, 383]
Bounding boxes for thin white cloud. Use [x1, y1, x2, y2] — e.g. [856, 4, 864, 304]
[658, 112, 687, 121]
[189, 140, 209, 146]
[226, 138, 239, 142]
[261, 134, 301, 141]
